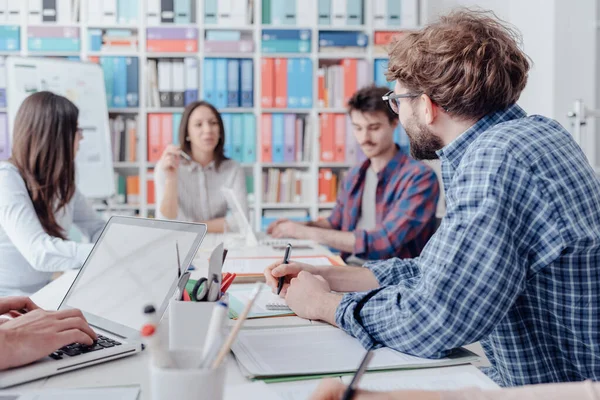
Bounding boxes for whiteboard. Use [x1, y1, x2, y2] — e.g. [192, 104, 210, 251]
[5, 57, 114, 199]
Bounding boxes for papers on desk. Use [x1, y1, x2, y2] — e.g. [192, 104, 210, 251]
[231, 325, 479, 379]
[228, 284, 295, 319]
[4, 386, 140, 399]
[340, 365, 499, 391]
[225, 382, 283, 400]
[269, 379, 326, 400]
[222, 256, 342, 276]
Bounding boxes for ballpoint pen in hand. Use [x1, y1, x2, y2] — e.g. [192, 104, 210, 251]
[277, 243, 292, 295]
[341, 350, 374, 400]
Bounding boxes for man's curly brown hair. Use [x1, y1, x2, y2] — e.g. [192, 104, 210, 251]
[386, 9, 531, 120]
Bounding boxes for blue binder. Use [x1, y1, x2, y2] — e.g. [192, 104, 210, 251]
[242, 114, 256, 163]
[232, 114, 244, 162]
[202, 58, 216, 104]
[240, 59, 254, 108]
[271, 114, 285, 163]
[227, 59, 240, 107]
[215, 59, 228, 108]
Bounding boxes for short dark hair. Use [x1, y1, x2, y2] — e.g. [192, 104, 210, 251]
[386, 9, 531, 120]
[347, 85, 398, 124]
[178, 100, 228, 169]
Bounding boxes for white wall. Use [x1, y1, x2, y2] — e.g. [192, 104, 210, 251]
[422, 0, 598, 166]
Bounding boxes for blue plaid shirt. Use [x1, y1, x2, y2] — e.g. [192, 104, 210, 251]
[335, 104, 600, 387]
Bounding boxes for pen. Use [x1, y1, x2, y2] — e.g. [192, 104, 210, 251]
[176, 241, 181, 279]
[277, 243, 292, 295]
[341, 350, 374, 400]
[179, 150, 192, 162]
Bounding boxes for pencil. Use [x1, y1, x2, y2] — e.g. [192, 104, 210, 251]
[210, 283, 261, 369]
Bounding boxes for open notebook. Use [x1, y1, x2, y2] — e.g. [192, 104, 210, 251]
[228, 284, 294, 319]
[231, 325, 479, 380]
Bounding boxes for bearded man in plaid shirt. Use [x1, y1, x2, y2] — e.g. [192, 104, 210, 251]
[265, 10, 600, 387]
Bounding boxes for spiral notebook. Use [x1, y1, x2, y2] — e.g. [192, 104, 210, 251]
[228, 284, 295, 319]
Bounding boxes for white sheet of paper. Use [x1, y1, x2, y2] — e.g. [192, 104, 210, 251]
[269, 379, 326, 400]
[9, 386, 140, 400]
[225, 382, 282, 400]
[341, 365, 499, 391]
[232, 325, 477, 378]
[228, 284, 291, 317]
[223, 257, 334, 274]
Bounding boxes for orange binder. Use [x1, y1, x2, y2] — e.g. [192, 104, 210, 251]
[319, 113, 334, 162]
[334, 114, 346, 162]
[274, 58, 287, 108]
[147, 179, 155, 205]
[146, 39, 198, 53]
[160, 113, 173, 155]
[261, 58, 275, 108]
[126, 176, 140, 204]
[261, 114, 273, 162]
[342, 58, 357, 106]
[317, 68, 325, 108]
[147, 114, 162, 163]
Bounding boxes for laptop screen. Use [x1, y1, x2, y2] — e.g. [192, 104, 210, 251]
[60, 217, 206, 336]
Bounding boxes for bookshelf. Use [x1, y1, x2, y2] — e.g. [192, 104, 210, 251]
[0, 0, 426, 231]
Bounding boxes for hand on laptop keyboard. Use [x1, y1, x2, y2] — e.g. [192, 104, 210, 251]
[49, 335, 122, 360]
[0, 306, 97, 371]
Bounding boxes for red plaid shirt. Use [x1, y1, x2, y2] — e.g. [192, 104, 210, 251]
[328, 148, 439, 261]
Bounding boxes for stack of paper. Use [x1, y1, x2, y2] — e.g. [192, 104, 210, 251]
[232, 326, 479, 380]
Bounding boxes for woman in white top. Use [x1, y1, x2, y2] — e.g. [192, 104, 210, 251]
[0, 92, 106, 296]
[155, 101, 248, 233]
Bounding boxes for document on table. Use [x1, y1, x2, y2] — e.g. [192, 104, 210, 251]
[225, 382, 283, 400]
[231, 325, 479, 379]
[228, 283, 294, 319]
[340, 365, 499, 391]
[222, 256, 339, 275]
[2, 386, 140, 400]
[269, 379, 328, 400]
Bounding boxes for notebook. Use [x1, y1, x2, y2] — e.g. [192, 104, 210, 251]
[228, 284, 295, 319]
[231, 325, 479, 380]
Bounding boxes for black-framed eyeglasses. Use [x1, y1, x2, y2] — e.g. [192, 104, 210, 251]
[382, 90, 421, 115]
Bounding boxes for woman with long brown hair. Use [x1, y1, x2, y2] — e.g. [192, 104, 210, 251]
[155, 101, 248, 233]
[0, 91, 105, 296]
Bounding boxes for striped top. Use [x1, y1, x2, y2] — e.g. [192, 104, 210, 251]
[154, 158, 248, 223]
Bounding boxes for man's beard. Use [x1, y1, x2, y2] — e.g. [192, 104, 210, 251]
[403, 116, 444, 160]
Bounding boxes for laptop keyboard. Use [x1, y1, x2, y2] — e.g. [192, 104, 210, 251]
[49, 335, 121, 360]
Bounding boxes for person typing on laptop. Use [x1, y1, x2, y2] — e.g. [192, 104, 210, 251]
[267, 86, 439, 264]
[0, 296, 96, 371]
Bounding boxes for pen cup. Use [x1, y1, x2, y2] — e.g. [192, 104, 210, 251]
[168, 298, 229, 350]
[150, 350, 226, 400]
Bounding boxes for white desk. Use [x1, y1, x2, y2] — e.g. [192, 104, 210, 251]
[2, 235, 498, 398]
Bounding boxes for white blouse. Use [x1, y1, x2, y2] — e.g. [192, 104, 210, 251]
[154, 158, 248, 223]
[0, 163, 106, 296]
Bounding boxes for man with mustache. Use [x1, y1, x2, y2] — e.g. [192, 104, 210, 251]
[265, 9, 600, 388]
[267, 85, 440, 264]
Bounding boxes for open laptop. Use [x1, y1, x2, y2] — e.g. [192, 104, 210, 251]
[220, 187, 314, 249]
[0, 216, 207, 388]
